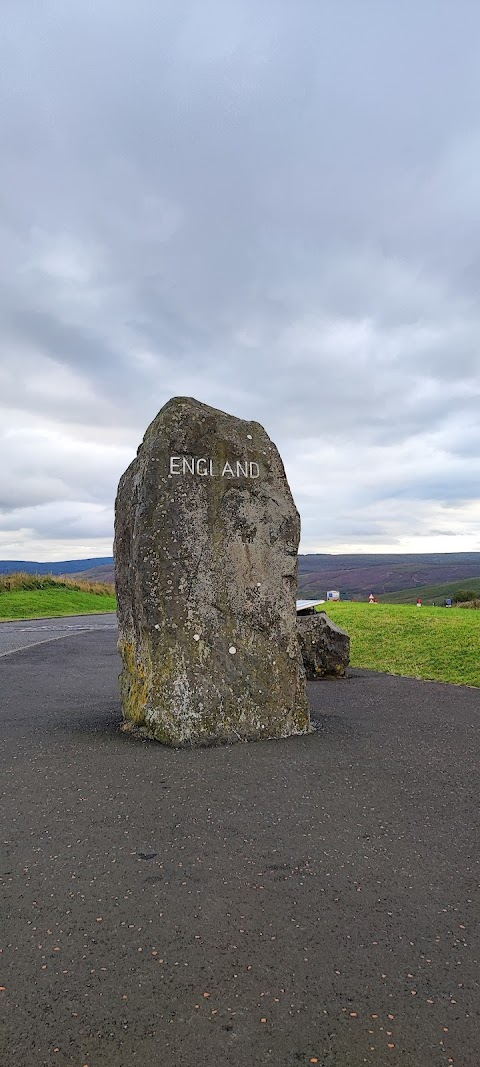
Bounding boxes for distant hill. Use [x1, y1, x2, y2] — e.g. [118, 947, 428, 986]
[297, 552, 480, 599]
[0, 557, 114, 577]
[2, 552, 480, 600]
[70, 563, 115, 584]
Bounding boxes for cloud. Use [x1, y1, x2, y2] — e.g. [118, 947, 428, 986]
[1, 0, 480, 559]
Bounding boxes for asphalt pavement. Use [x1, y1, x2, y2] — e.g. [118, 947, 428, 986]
[0, 614, 117, 658]
[1, 621, 479, 1067]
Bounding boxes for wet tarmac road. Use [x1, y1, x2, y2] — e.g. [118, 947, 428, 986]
[1, 624, 479, 1066]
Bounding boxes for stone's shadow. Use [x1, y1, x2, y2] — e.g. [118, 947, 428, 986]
[310, 713, 351, 736]
[43, 708, 125, 740]
[43, 669, 359, 747]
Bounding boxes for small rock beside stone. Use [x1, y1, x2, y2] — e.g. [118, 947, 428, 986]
[297, 612, 350, 679]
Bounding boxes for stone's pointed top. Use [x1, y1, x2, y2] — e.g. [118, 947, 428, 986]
[149, 395, 264, 431]
[115, 396, 309, 746]
[135, 397, 274, 469]
[161, 396, 210, 413]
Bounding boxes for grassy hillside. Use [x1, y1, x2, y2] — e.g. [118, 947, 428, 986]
[0, 588, 117, 620]
[381, 576, 480, 605]
[0, 573, 116, 620]
[322, 601, 480, 687]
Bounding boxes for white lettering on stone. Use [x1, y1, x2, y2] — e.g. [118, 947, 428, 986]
[168, 456, 261, 478]
[170, 456, 182, 475]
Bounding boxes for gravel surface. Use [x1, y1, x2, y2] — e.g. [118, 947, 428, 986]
[1, 630, 479, 1067]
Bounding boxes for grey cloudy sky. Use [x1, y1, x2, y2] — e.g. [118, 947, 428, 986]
[1, 0, 480, 561]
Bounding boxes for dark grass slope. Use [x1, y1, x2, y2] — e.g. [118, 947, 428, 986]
[298, 552, 480, 598]
[381, 576, 480, 604]
[70, 563, 116, 583]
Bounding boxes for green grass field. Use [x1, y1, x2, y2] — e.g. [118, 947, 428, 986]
[322, 601, 480, 687]
[0, 587, 117, 621]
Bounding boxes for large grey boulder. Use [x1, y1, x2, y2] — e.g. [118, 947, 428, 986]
[114, 396, 310, 745]
[297, 612, 350, 678]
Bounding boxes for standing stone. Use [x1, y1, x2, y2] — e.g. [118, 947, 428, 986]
[114, 397, 310, 745]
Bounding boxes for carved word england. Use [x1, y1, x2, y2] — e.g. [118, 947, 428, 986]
[169, 456, 260, 479]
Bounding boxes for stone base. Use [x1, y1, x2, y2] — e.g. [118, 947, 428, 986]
[120, 713, 313, 747]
